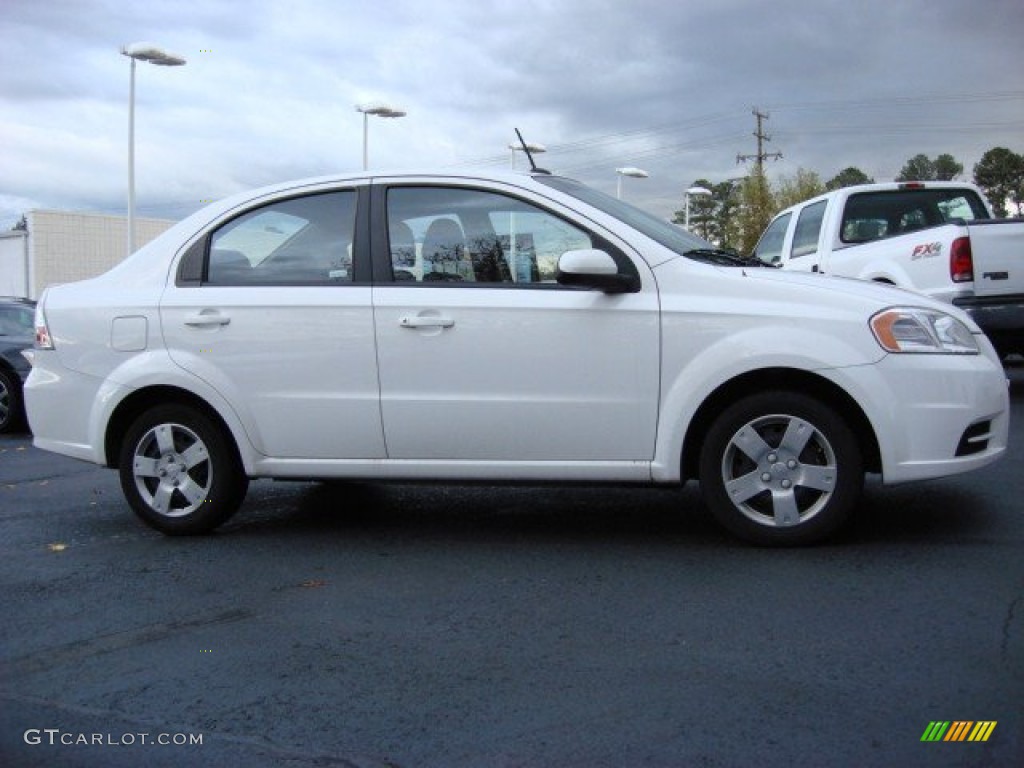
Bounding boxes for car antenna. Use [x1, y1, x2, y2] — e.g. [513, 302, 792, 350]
[515, 128, 551, 175]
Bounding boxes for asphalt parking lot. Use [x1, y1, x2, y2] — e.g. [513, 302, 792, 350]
[1, 362, 1022, 767]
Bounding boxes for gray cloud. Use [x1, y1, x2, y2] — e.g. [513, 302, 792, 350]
[1, 0, 1021, 228]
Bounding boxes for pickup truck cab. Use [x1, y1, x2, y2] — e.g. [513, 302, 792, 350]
[753, 182, 1024, 357]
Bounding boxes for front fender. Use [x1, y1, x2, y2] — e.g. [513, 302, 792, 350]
[651, 323, 886, 482]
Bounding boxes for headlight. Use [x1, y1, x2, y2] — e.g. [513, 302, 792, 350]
[869, 307, 978, 354]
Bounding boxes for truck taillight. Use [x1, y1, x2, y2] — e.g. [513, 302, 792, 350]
[950, 236, 973, 283]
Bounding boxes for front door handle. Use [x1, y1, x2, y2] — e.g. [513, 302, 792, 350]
[184, 311, 231, 327]
[399, 315, 455, 329]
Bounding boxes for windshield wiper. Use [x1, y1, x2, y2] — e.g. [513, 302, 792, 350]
[683, 248, 776, 268]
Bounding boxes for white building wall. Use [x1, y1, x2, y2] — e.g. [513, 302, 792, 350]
[27, 210, 174, 298]
[0, 230, 30, 297]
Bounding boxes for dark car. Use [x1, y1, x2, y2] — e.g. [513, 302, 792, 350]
[0, 297, 35, 433]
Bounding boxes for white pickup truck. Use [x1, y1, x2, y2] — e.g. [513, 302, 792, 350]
[753, 181, 1024, 357]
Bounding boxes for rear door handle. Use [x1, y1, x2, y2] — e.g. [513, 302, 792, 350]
[399, 315, 455, 329]
[184, 311, 231, 327]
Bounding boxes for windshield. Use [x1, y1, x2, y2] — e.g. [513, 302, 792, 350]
[536, 176, 714, 257]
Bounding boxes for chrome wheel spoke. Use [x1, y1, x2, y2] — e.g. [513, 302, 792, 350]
[150, 482, 175, 514]
[153, 424, 175, 455]
[725, 470, 768, 505]
[770, 490, 801, 527]
[133, 456, 161, 477]
[731, 427, 772, 463]
[177, 477, 207, 506]
[779, 417, 814, 457]
[799, 464, 837, 493]
[180, 442, 209, 470]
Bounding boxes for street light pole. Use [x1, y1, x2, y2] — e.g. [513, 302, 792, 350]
[685, 186, 713, 229]
[615, 167, 649, 199]
[356, 103, 407, 171]
[121, 43, 185, 256]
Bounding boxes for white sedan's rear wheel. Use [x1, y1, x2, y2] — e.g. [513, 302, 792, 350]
[119, 404, 248, 535]
[698, 391, 863, 545]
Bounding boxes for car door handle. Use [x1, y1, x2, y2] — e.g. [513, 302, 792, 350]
[399, 315, 454, 329]
[184, 311, 231, 327]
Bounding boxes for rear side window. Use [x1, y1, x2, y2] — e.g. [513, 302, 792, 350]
[840, 189, 990, 245]
[206, 191, 356, 285]
[790, 201, 826, 259]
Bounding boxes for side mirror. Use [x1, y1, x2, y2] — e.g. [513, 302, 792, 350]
[556, 249, 639, 293]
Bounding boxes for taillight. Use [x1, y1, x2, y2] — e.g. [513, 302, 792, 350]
[34, 303, 54, 349]
[950, 236, 973, 283]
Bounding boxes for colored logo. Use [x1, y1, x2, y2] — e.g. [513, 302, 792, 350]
[921, 721, 996, 742]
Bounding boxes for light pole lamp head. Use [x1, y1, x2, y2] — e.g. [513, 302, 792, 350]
[121, 42, 186, 66]
[686, 186, 713, 196]
[617, 167, 649, 179]
[356, 103, 406, 118]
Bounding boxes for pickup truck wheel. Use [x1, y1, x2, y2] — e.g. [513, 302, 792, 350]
[118, 404, 248, 535]
[698, 391, 863, 546]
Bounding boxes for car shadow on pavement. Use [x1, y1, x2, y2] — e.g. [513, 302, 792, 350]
[219, 479, 736, 548]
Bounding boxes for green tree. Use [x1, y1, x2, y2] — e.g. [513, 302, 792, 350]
[826, 167, 873, 190]
[934, 153, 963, 181]
[896, 154, 937, 181]
[736, 167, 774, 255]
[672, 178, 718, 240]
[773, 168, 825, 210]
[973, 147, 1024, 218]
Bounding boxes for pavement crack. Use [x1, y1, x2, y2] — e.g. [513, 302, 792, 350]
[1, 608, 255, 677]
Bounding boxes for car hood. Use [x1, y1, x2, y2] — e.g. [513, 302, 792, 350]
[658, 260, 982, 331]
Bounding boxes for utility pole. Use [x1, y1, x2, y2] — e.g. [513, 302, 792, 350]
[736, 107, 782, 175]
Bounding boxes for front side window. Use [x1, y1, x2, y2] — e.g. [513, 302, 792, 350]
[386, 187, 594, 285]
[207, 191, 355, 285]
[753, 213, 792, 265]
[790, 201, 826, 259]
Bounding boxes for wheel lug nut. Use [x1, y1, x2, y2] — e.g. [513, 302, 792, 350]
[767, 453, 777, 463]
[761, 472, 772, 482]
[787, 460, 797, 469]
[781, 479, 792, 489]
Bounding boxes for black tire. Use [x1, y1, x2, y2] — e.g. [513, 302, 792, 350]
[698, 391, 863, 546]
[0, 368, 26, 434]
[118, 404, 248, 535]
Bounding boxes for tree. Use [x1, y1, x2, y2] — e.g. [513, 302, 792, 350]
[773, 168, 825, 210]
[826, 167, 873, 191]
[735, 167, 775, 255]
[672, 178, 718, 240]
[973, 147, 1024, 218]
[934, 153, 963, 181]
[896, 154, 937, 181]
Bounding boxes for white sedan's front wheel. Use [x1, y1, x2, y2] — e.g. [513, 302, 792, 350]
[698, 391, 863, 546]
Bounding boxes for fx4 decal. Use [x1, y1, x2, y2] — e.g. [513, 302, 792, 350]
[911, 242, 942, 260]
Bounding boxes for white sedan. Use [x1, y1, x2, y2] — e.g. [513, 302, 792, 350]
[24, 170, 1010, 545]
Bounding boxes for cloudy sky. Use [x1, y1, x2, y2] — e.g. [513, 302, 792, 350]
[2, 0, 1022, 229]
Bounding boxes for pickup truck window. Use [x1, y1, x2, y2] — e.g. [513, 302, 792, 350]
[753, 212, 792, 265]
[791, 201, 826, 259]
[840, 189, 989, 244]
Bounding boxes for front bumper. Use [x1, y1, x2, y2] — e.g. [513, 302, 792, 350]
[863, 346, 1009, 484]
